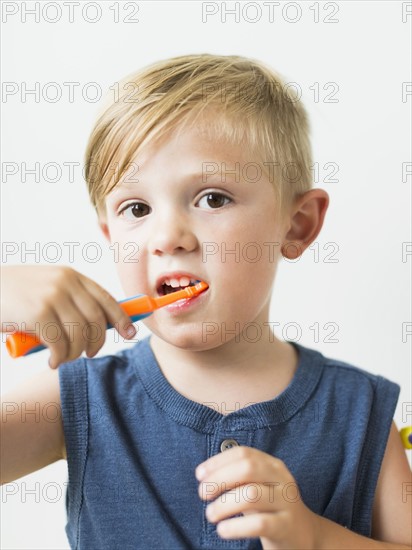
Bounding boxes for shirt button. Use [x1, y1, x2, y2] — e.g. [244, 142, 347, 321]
[220, 439, 239, 452]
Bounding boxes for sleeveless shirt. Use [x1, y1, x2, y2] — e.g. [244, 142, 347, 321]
[59, 336, 400, 549]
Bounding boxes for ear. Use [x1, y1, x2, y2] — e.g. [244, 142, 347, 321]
[281, 189, 329, 260]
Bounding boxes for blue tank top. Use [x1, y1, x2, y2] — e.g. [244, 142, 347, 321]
[59, 336, 400, 549]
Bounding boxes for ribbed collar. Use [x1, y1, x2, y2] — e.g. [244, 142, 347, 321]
[131, 336, 324, 434]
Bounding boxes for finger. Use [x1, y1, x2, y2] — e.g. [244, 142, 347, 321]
[48, 296, 90, 367]
[39, 310, 70, 370]
[198, 453, 288, 501]
[79, 277, 136, 340]
[215, 511, 288, 543]
[68, 282, 113, 357]
[33, 308, 68, 369]
[205, 483, 284, 524]
[196, 445, 272, 481]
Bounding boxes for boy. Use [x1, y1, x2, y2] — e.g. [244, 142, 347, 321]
[1, 54, 411, 549]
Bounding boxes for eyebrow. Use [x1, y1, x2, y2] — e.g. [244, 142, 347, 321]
[112, 170, 238, 193]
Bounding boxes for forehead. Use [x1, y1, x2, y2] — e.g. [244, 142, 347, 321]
[132, 118, 257, 174]
[99, 109, 266, 210]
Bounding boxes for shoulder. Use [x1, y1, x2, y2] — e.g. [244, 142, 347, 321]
[59, 336, 151, 378]
[297, 343, 400, 394]
[293, 343, 401, 430]
[58, 336, 153, 411]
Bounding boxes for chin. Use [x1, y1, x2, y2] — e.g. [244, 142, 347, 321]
[148, 323, 222, 352]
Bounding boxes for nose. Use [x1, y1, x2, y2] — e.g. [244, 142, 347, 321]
[148, 209, 198, 256]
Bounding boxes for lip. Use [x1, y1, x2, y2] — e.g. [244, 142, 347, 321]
[155, 271, 207, 296]
[163, 283, 210, 314]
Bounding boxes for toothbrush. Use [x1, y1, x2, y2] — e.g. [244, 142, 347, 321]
[5, 281, 209, 358]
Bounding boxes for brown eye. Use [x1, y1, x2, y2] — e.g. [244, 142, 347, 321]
[121, 202, 151, 219]
[197, 192, 231, 209]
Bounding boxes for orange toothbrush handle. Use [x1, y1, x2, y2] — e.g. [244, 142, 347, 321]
[6, 333, 45, 358]
[5, 282, 208, 359]
[5, 295, 153, 359]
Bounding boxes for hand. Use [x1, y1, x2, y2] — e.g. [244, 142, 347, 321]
[1, 265, 137, 368]
[196, 445, 319, 550]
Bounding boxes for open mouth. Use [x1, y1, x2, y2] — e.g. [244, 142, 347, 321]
[157, 277, 200, 296]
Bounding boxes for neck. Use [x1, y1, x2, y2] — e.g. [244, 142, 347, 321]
[149, 316, 298, 412]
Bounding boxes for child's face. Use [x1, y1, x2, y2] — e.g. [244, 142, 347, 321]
[100, 119, 289, 350]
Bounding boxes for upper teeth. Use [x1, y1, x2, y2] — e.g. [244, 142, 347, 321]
[163, 277, 196, 288]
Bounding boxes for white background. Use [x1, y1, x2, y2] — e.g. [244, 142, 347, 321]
[1, 1, 411, 548]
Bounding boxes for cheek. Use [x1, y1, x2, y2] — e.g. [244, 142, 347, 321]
[206, 214, 280, 280]
[222, 260, 277, 311]
[205, 216, 280, 320]
[113, 263, 140, 297]
[109, 233, 148, 296]
[206, 243, 278, 318]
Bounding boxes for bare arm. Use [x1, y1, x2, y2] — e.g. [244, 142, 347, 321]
[1, 367, 66, 485]
[1, 264, 136, 483]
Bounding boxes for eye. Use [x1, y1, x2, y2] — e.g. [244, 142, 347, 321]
[119, 202, 151, 220]
[197, 192, 231, 210]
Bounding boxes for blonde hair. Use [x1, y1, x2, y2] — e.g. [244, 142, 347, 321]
[84, 54, 313, 216]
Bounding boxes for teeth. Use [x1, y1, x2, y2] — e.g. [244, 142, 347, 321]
[179, 276, 190, 287]
[161, 276, 197, 290]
